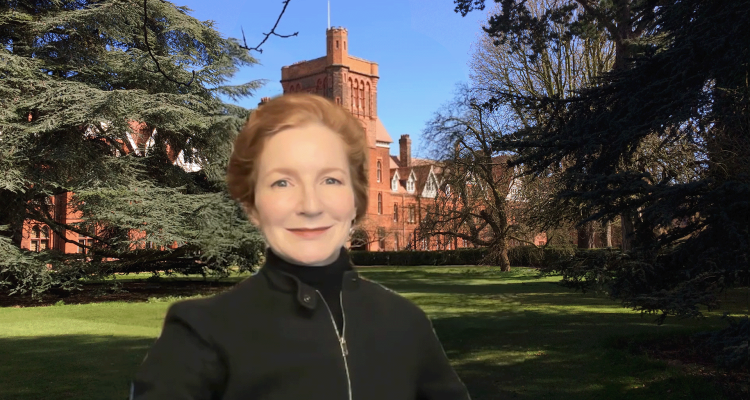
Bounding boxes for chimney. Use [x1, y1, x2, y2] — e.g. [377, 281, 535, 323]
[257, 97, 271, 108]
[399, 134, 411, 168]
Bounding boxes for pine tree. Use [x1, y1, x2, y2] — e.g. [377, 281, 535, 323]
[0, 0, 268, 296]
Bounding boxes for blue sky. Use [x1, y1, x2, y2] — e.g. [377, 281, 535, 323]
[174, 0, 489, 159]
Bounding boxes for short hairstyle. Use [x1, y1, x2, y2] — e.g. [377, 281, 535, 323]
[226, 93, 369, 226]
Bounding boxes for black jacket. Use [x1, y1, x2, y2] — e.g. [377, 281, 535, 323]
[130, 247, 471, 400]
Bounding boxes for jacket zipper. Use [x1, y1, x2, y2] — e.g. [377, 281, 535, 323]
[316, 290, 352, 400]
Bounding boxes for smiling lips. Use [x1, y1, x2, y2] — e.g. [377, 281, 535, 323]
[288, 226, 331, 238]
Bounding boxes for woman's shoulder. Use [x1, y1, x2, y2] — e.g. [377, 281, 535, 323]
[164, 273, 266, 325]
[355, 275, 429, 319]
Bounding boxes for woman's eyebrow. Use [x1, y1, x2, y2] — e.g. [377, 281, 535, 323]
[266, 167, 346, 176]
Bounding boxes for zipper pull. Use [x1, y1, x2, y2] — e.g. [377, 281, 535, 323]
[341, 337, 349, 356]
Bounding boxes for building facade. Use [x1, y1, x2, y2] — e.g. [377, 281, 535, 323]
[277, 27, 547, 251]
[19, 26, 547, 256]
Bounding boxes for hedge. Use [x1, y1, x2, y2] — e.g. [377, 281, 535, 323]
[349, 246, 620, 267]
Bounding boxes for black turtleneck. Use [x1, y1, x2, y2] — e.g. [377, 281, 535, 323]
[264, 246, 352, 334]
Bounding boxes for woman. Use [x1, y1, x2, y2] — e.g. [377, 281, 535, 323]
[130, 94, 471, 400]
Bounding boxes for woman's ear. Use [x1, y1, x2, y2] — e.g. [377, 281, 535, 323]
[243, 203, 261, 227]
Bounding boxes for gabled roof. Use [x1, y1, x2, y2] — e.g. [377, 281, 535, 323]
[375, 118, 393, 143]
[389, 155, 400, 169]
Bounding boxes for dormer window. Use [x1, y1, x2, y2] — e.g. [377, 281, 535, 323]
[407, 178, 414, 192]
[391, 177, 398, 191]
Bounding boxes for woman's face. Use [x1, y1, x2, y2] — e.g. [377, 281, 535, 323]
[249, 123, 357, 266]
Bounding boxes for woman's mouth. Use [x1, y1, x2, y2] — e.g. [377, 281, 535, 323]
[287, 227, 331, 239]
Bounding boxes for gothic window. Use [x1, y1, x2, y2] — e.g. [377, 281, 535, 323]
[393, 203, 398, 222]
[30, 226, 49, 252]
[377, 192, 382, 214]
[378, 227, 386, 250]
[359, 80, 364, 112]
[376, 160, 382, 182]
[408, 205, 415, 223]
[366, 82, 371, 116]
[395, 233, 399, 250]
[352, 80, 359, 109]
[392, 177, 398, 191]
[349, 79, 354, 109]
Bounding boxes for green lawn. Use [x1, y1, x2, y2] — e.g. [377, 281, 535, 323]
[0, 267, 747, 400]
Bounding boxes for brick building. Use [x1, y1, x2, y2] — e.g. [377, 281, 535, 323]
[20, 121, 197, 256]
[19, 26, 546, 256]
[277, 27, 547, 251]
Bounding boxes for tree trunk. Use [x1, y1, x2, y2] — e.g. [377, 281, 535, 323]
[577, 221, 596, 249]
[604, 220, 612, 248]
[482, 241, 511, 271]
[621, 212, 634, 251]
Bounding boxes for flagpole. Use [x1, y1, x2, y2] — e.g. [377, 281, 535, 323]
[327, 0, 330, 29]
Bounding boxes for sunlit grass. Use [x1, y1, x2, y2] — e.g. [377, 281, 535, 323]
[0, 266, 746, 400]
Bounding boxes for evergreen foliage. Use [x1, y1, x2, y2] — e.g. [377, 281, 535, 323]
[456, 0, 750, 321]
[0, 0, 267, 296]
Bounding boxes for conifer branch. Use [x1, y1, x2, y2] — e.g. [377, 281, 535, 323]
[142, 0, 196, 87]
[239, 0, 298, 53]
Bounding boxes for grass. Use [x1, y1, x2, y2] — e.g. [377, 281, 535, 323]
[0, 266, 747, 400]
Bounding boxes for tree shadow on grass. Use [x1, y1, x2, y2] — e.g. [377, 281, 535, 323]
[0, 335, 154, 400]
[429, 314, 728, 400]
[0, 314, 730, 400]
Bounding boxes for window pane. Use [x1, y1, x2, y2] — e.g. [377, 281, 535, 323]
[40, 240, 48, 250]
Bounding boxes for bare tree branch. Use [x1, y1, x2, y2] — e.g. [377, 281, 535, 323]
[239, 0, 298, 53]
[142, 0, 196, 87]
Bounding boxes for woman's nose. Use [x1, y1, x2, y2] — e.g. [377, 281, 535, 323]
[296, 185, 324, 215]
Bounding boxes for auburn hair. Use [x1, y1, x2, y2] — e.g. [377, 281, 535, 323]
[226, 93, 369, 225]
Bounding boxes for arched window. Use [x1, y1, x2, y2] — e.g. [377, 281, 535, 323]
[359, 80, 365, 112]
[376, 160, 382, 182]
[366, 82, 371, 116]
[377, 192, 382, 214]
[349, 78, 354, 109]
[393, 203, 398, 222]
[378, 227, 386, 250]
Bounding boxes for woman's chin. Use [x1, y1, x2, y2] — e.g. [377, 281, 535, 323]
[277, 244, 339, 266]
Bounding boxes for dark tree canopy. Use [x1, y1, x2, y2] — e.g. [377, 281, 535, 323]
[457, 0, 750, 321]
[0, 0, 270, 296]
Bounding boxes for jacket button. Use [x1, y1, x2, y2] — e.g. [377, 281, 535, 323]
[303, 295, 311, 303]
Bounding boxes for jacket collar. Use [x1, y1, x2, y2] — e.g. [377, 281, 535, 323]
[259, 246, 361, 310]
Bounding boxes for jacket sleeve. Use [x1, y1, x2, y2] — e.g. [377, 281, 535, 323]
[415, 311, 471, 400]
[130, 301, 227, 400]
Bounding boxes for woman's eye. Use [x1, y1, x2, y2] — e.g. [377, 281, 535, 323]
[326, 177, 343, 185]
[271, 180, 288, 187]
